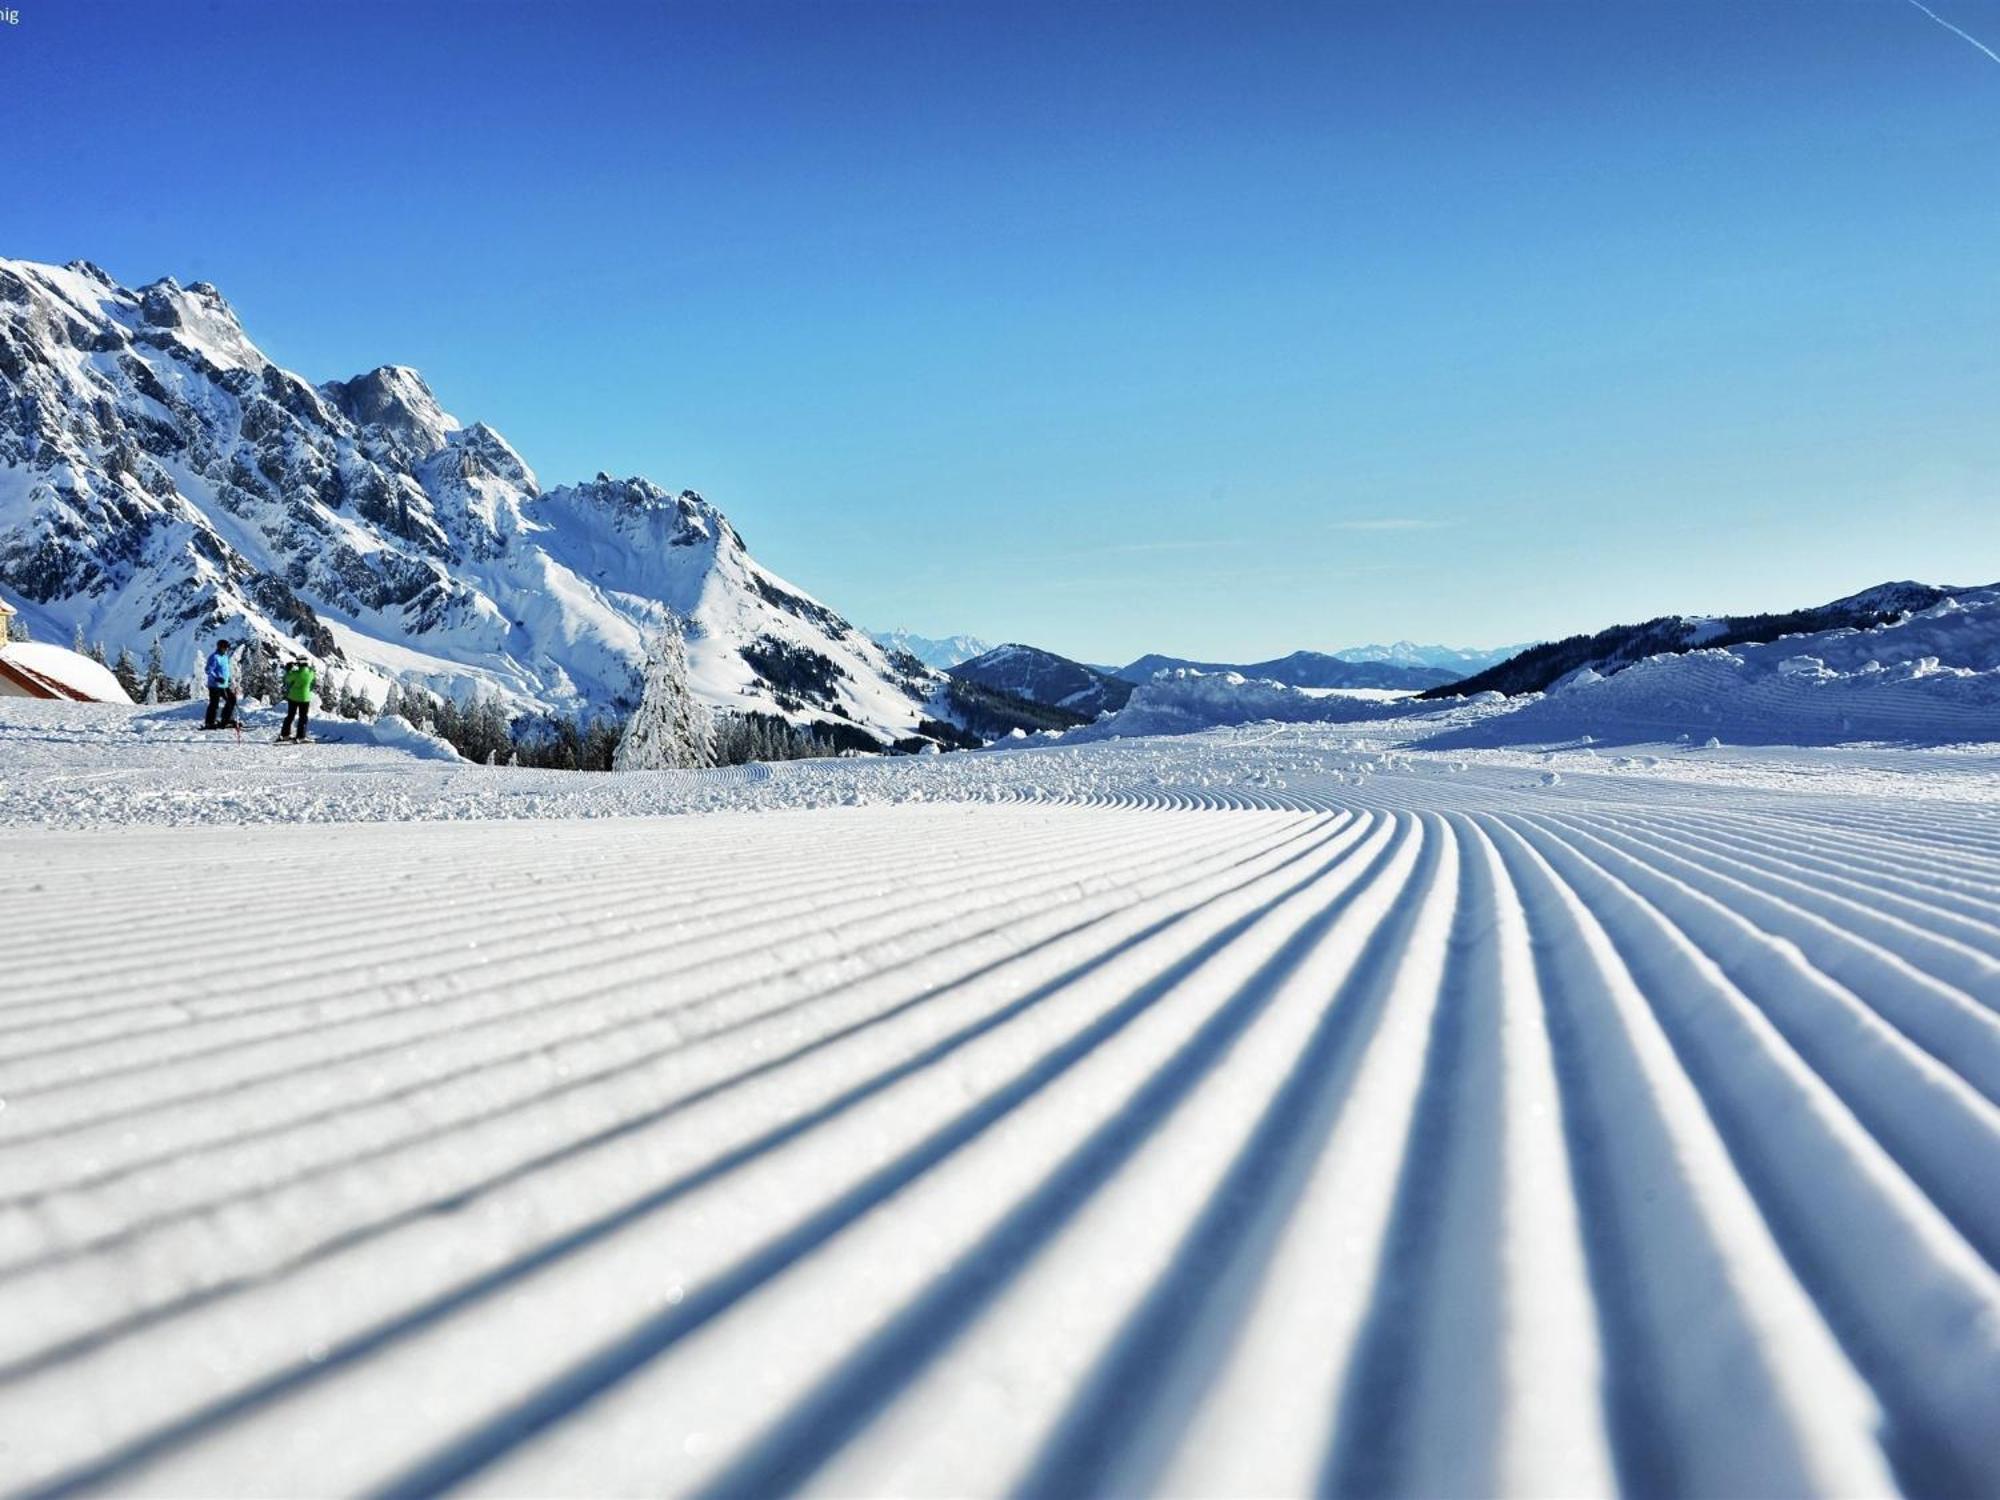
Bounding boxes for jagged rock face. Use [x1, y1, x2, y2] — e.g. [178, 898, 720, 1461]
[0, 257, 947, 744]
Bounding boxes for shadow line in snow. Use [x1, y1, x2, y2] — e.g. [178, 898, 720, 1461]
[1502, 817, 2000, 1500]
[1322, 813, 1505, 1499]
[1485, 819, 1686, 1500]
[13, 818, 1378, 1500]
[368, 818, 1413, 1500]
[1011, 815, 1446, 1499]
[0, 815, 1308, 1272]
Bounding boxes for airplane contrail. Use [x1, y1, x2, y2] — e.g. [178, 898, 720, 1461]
[1903, 0, 2000, 66]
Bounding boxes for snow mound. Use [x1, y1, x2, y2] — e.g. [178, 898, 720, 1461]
[356, 713, 464, 762]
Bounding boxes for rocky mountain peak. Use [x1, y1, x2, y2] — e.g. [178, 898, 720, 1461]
[323, 364, 459, 460]
[0, 256, 956, 750]
[130, 273, 267, 373]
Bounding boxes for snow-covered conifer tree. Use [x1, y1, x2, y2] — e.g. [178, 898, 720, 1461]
[143, 640, 166, 700]
[614, 616, 714, 771]
[472, 697, 512, 762]
[112, 647, 142, 700]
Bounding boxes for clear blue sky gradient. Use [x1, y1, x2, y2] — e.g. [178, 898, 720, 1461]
[11, 0, 2000, 660]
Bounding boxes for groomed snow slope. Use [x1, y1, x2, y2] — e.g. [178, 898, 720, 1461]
[1, 710, 1998, 1497]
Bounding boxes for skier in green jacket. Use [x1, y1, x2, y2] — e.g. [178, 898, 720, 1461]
[279, 657, 316, 742]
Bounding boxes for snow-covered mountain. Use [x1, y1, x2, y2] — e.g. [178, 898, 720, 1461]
[0, 257, 952, 748]
[1333, 640, 1527, 673]
[947, 643, 1133, 719]
[867, 627, 993, 670]
[1117, 650, 1459, 692]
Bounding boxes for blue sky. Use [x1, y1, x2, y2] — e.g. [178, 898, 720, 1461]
[11, 0, 2000, 661]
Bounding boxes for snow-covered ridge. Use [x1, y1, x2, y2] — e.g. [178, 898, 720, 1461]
[948, 642, 1133, 718]
[0, 257, 950, 747]
[1427, 579, 1967, 702]
[1331, 639, 1527, 672]
[1059, 586, 1999, 751]
[1429, 584, 2000, 748]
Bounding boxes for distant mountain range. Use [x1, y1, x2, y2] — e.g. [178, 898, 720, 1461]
[1330, 640, 1528, 673]
[1116, 651, 1461, 692]
[866, 628, 994, 670]
[929, 642, 1487, 719]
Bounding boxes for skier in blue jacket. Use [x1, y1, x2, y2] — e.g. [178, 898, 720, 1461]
[202, 639, 238, 730]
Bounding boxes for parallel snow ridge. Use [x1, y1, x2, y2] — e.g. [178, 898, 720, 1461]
[1, 787, 1997, 1498]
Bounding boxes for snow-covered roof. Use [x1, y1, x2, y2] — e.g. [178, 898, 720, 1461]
[0, 642, 133, 703]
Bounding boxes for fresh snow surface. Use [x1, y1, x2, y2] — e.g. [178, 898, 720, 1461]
[2, 692, 1998, 1498]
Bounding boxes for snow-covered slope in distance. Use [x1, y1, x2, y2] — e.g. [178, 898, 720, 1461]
[0, 258, 949, 748]
[1430, 585, 2000, 749]
[949, 643, 1134, 718]
[1424, 581, 1966, 702]
[868, 627, 994, 670]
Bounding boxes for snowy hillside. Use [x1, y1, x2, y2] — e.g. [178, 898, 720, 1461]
[868, 627, 994, 670]
[1424, 581, 1962, 701]
[949, 642, 1134, 718]
[0, 258, 953, 748]
[1430, 584, 2000, 749]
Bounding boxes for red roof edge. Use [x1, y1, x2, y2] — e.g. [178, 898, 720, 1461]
[0, 654, 96, 701]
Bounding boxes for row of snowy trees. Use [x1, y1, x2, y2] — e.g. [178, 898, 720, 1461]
[62, 612, 849, 772]
[62, 629, 380, 716]
[385, 619, 848, 772]
[67, 631, 196, 704]
[608, 619, 851, 770]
